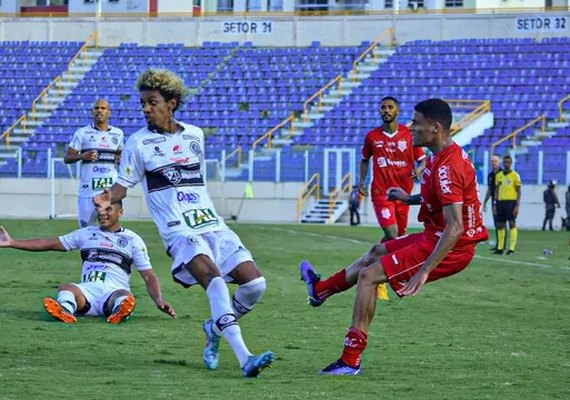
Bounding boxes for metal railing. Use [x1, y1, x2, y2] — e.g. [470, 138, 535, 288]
[66, 31, 99, 81]
[302, 75, 343, 122]
[558, 94, 570, 122]
[251, 114, 295, 150]
[224, 145, 242, 167]
[351, 27, 394, 81]
[297, 173, 321, 221]
[328, 172, 352, 222]
[0, 115, 27, 146]
[446, 99, 492, 135]
[490, 114, 546, 156]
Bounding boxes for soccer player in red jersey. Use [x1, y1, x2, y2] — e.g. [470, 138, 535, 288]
[300, 99, 488, 375]
[358, 96, 426, 240]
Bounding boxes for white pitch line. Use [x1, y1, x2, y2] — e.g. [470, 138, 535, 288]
[257, 225, 559, 270]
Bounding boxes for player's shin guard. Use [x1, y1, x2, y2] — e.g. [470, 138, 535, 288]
[206, 277, 251, 367]
[57, 290, 77, 314]
[509, 227, 518, 251]
[231, 277, 266, 319]
[340, 327, 368, 368]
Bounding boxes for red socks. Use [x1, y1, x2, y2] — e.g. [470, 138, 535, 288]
[341, 327, 368, 367]
[315, 269, 352, 300]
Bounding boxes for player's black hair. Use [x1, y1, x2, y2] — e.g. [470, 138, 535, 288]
[414, 98, 452, 131]
[381, 96, 400, 106]
[503, 155, 512, 162]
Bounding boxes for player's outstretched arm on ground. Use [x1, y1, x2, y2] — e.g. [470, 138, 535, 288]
[139, 269, 177, 318]
[94, 184, 128, 211]
[0, 226, 66, 252]
[398, 203, 463, 297]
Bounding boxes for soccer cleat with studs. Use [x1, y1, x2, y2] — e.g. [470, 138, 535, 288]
[43, 297, 77, 323]
[242, 351, 275, 378]
[299, 260, 325, 307]
[319, 359, 362, 376]
[107, 294, 136, 324]
[202, 319, 221, 370]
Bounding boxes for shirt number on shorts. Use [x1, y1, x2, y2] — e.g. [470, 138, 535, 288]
[183, 208, 219, 229]
[82, 271, 107, 283]
[92, 177, 114, 190]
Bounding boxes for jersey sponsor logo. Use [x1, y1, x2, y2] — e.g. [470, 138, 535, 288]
[92, 177, 114, 190]
[377, 157, 408, 168]
[177, 191, 200, 204]
[182, 134, 199, 141]
[398, 140, 407, 152]
[92, 166, 112, 174]
[170, 157, 190, 164]
[437, 165, 452, 194]
[82, 270, 107, 283]
[173, 144, 183, 154]
[81, 248, 133, 274]
[145, 163, 204, 192]
[100, 242, 114, 248]
[183, 208, 219, 229]
[374, 140, 384, 148]
[82, 150, 117, 164]
[152, 146, 166, 157]
[167, 220, 181, 227]
[143, 137, 166, 145]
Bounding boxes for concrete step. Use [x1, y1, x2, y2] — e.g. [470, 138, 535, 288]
[280, 128, 304, 137]
[306, 112, 324, 120]
[294, 121, 313, 129]
[357, 64, 378, 72]
[547, 121, 570, 129]
[21, 119, 43, 127]
[13, 128, 35, 135]
[28, 111, 51, 119]
[321, 96, 344, 104]
[67, 66, 91, 73]
[520, 139, 541, 146]
[272, 138, 293, 146]
[0, 151, 19, 158]
[373, 49, 396, 57]
[0, 136, 28, 145]
[35, 103, 59, 111]
[534, 128, 556, 137]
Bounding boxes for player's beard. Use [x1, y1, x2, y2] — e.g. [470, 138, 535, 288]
[382, 114, 395, 124]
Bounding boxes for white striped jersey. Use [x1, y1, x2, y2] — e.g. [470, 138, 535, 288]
[68, 124, 124, 198]
[116, 121, 227, 245]
[59, 226, 152, 289]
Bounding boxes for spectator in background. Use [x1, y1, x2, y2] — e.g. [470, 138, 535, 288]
[483, 155, 502, 249]
[493, 155, 522, 255]
[349, 186, 362, 226]
[542, 180, 560, 231]
[64, 99, 124, 228]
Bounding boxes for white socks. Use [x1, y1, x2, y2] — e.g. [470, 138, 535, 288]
[206, 277, 252, 367]
[57, 290, 77, 314]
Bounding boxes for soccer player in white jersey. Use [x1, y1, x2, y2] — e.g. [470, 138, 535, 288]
[94, 69, 273, 378]
[64, 99, 124, 228]
[0, 200, 176, 324]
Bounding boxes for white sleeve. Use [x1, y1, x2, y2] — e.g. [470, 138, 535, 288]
[116, 137, 144, 188]
[131, 233, 152, 271]
[68, 129, 82, 151]
[117, 129, 124, 151]
[58, 229, 83, 251]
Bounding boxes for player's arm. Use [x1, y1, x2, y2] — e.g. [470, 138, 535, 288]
[64, 147, 99, 164]
[483, 183, 492, 211]
[115, 149, 122, 166]
[138, 269, 177, 318]
[413, 157, 426, 180]
[0, 226, 66, 251]
[93, 183, 128, 211]
[513, 184, 522, 217]
[387, 188, 421, 205]
[357, 158, 370, 196]
[398, 203, 463, 296]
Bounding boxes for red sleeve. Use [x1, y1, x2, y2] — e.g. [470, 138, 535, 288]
[361, 131, 373, 160]
[414, 146, 426, 161]
[434, 155, 464, 206]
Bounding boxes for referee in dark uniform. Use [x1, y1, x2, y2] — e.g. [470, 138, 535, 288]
[483, 155, 502, 250]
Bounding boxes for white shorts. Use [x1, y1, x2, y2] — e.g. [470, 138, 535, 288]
[78, 196, 98, 228]
[168, 228, 254, 288]
[70, 282, 126, 316]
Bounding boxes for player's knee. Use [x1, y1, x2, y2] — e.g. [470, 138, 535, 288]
[358, 266, 378, 286]
[369, 244, 386, 258]
[232, 276, 266, 318]
[58, 283, 76, 292]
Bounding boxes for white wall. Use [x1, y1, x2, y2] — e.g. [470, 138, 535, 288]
[68, 0, 149, 14]
[0, 178, 566, 229]
[0, 12, 568, 46]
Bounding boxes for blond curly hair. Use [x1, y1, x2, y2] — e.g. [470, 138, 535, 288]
[135, 69, 189, 112]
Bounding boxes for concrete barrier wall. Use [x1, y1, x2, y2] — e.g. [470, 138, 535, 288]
[0, 178, 567, 230]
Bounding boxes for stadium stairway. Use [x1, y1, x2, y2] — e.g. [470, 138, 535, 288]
[0, 47, 105, 167]
[300, 199, 349, 224]
[273, 46, 396, 148]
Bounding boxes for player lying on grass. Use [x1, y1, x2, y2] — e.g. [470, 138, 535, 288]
[300, 99, 488, 375]
[0, 200, 176, 324]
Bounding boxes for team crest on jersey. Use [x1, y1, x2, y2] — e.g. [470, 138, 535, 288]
[189, 140, 201, 156]
[117, 237, 128, 248]
[87, 250, 98, 261]
[398, 140, 407, 152]
[111, 136, 119, 145]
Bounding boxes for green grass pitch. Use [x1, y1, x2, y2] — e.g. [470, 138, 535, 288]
[0, 220, 569, 399]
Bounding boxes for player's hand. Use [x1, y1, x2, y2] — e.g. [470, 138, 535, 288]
[513, 205, 519, 217]
[358, 182, 368, 197]
[81, 150, 99, 162]
[0, 226, 13, 247]
[93, 189, 112, 211]
[397, 268, 429, 297]
[411, 168, 422, 180]
[387, 187, 408, 202]
[157, 301, 177, 318]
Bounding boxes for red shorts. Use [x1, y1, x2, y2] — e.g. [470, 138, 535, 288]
[372, 198, 410, 236]
[381, 232, 475, 297]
